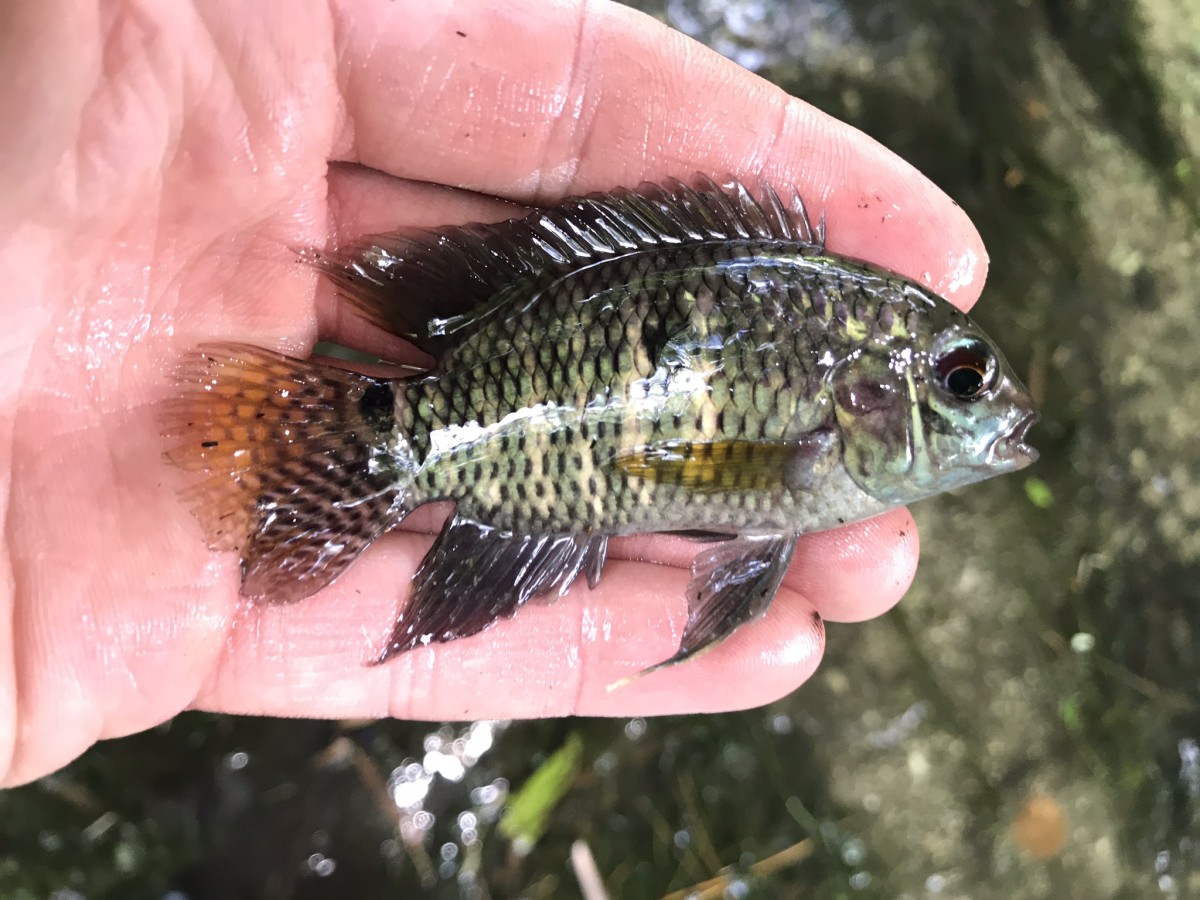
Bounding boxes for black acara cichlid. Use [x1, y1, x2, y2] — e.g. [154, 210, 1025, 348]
[164, 175, 1038, 674]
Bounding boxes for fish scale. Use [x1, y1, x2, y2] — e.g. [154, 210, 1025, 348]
[165, 175, 1037, 671]
[401, 241, 909, 536]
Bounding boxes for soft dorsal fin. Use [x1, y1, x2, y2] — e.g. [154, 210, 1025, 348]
[306, 174, 824, 356]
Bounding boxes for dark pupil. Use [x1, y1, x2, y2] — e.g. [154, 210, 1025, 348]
[936, 344, 992, 400]
[946, 365, 985, 398]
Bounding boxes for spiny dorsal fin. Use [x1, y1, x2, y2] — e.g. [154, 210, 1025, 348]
[306, 174, 824, 356]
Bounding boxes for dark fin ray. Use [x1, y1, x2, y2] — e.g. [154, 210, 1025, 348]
[374, 519, 608, 663]
[630, 534, 796, 679]
[658, 529, 735, 542]
[584, 534, 609, 590]
[305, 174, 823, 355]
[163, 343, 409, 603]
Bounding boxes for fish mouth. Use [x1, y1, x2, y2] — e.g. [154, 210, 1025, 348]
[993, 413, 1040, 468]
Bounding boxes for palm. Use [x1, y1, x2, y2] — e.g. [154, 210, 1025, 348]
[0, 0, 986, 785]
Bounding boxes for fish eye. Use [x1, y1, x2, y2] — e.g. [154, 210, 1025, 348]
[934, 339, 996, 401]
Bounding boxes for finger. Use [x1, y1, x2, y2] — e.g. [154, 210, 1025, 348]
[787, 508, 919, 622]
[191, 530, 824, 720]
[330, 0, 987, 307]
[325, 163, 522, 237]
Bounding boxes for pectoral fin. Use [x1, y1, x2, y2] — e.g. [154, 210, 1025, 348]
[374, 515, 608, 663]
[639, 533, 797, 676]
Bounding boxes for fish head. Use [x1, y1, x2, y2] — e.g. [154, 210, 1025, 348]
[830, 312, 1038, 506]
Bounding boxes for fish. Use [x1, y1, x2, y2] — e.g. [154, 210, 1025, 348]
[163, 175, 1038, 673]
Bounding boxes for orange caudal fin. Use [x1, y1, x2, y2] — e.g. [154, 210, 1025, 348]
[163, 343, 413, 603]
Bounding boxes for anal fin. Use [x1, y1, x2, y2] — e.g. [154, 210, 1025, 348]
[375, 516, 609, 662]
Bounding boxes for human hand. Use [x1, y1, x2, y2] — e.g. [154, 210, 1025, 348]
[0, 0, 987, 786]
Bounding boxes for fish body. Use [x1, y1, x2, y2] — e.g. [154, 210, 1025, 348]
[407, 240, 884, 537]
[166, 176, 1037, 670]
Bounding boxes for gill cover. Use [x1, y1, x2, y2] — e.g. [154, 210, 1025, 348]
[830, 346, 917, 502]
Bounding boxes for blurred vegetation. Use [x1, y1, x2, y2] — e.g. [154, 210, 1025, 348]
[3, 0, 1198, 897]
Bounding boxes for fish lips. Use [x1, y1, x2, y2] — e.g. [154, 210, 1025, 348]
[991, 412, 1040, 470]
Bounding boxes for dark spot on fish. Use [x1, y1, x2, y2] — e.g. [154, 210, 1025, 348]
[877, 303, 894, 333]
[534, 482, 546, 498]
[359, 382, 394, 432]
[898, 529, 908, 538]
[455, 29, 466, 36]
[201, 440, 218, 448]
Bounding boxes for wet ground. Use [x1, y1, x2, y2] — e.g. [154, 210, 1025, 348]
[3, 0, 1198, 897]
